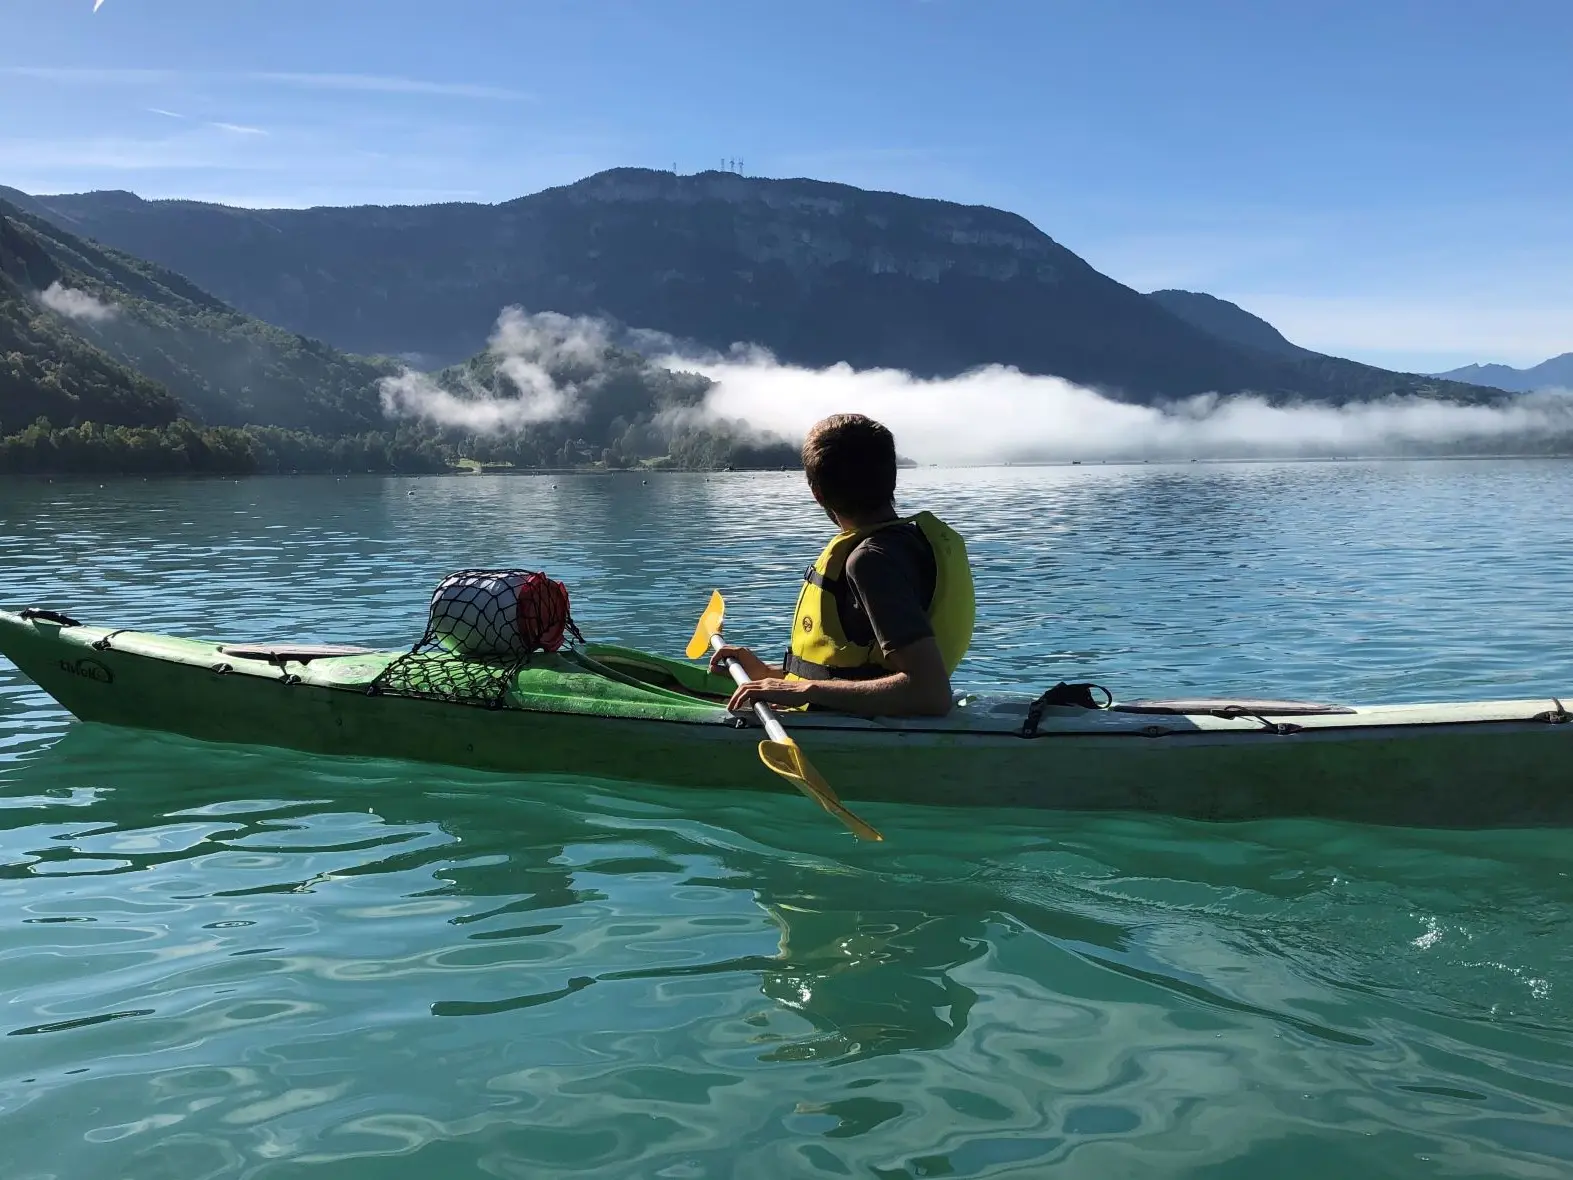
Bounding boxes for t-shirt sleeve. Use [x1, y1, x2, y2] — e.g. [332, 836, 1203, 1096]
[844, 532, 935, 656]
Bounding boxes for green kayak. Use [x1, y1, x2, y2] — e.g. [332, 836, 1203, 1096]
[2, 607, 1570, 826]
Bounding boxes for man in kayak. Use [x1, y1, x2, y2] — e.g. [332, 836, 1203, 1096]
[711, 412, 974, 718]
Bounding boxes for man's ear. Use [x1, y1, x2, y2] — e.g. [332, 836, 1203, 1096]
[808, 482, 836, 524]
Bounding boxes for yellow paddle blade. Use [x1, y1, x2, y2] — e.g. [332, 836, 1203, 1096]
[758, 738, 884, 842]
[685, 590, 726, 660]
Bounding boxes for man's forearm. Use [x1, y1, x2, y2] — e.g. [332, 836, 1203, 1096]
[802, 672, 952, 717]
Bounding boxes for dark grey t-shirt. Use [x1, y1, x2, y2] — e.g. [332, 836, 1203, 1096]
[839, 522, 937, 657]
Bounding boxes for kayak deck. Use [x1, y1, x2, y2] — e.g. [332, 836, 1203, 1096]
[25, 609, 1569, 736]
[3, 608, 1571, 826]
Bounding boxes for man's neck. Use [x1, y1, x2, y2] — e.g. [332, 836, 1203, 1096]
[834, 505, 900, 533]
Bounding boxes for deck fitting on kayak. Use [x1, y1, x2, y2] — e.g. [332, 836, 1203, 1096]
[19, 608, 81, 627]
[1536, 698, 1570, 724]
[91, 629, 128, 652]
[218, 644, 377, 666]
[1020, 681, 1114, 737]
[1257, 720, 1304, 735]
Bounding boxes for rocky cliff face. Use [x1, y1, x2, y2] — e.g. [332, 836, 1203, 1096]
[12, 169, 1507, 406]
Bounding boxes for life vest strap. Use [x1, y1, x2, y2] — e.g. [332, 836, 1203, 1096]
[781, 652, 890, 681]
[803, 566, 836, 591]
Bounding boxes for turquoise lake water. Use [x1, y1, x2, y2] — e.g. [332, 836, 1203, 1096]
[2, 460, 1572, 1178]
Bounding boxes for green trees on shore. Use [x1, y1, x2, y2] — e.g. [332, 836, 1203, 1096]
[0, 417, 802, 475]
[0, 419, 450, 475]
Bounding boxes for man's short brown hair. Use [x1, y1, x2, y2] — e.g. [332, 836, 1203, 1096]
[802, 413, 897, 518]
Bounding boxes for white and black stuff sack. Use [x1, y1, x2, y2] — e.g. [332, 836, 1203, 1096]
[424, 569, 580, 658]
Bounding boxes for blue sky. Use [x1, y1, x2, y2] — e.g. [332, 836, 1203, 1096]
[3, 0, 1568, 372]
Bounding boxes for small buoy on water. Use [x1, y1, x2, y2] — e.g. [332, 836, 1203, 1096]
[407, 490, 415, 496]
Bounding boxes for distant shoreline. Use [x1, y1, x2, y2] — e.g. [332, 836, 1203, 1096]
[4, 451, 1570, 482]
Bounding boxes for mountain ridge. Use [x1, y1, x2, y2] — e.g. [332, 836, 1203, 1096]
[6, 168, 1508, 408]
[0, 196, 453, 473]
[1, 204, 184, 434]
[0, 196, 797, 474]
[1144, 289, 1316, 360]
[1434, 353, 1573, 392]
[0, 196, 403, 435]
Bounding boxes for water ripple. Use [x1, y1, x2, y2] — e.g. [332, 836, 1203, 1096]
[2, 464, 1572, 1177]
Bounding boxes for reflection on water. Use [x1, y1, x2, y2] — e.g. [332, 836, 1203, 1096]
[2, 462, 1573, 1177]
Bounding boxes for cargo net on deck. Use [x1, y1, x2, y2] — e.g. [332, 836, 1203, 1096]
[368, 569, 583, 709]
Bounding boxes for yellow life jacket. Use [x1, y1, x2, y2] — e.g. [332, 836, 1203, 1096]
[782, 510, 974, 682]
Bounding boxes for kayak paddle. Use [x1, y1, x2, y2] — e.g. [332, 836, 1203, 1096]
[686, 590, 883, 842]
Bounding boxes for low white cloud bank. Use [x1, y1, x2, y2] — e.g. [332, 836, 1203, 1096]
[667, 354, 1573, 464]
[378, 308, 609, 431]
[38, 281, 119, 323]
[380, 307, 1573, 462]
